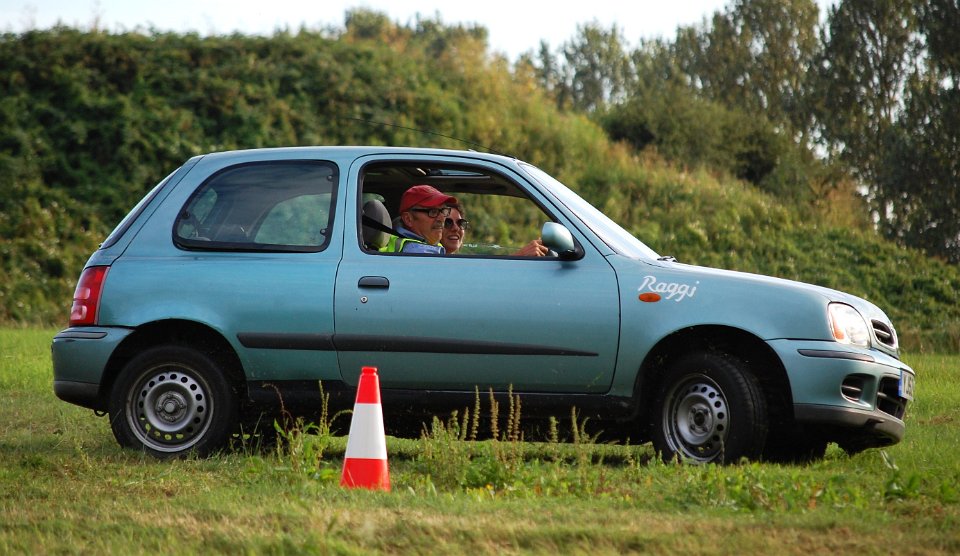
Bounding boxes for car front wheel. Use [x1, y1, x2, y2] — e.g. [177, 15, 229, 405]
[652, 352, 768, 464]
[109, 345, 238, 458]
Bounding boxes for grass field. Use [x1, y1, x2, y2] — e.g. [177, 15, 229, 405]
[2, 328, 959, 554]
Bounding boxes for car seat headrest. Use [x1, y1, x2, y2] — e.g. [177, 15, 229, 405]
[362, 200, 392, 250]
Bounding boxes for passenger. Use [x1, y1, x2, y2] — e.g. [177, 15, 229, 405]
[441, 206, 468, 254]
[442, 203, 549, 257]
[515, 237, 549, 257]
[380, 185, 458, 254]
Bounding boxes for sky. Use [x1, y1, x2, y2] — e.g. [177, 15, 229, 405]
[3, 0, 756, 61]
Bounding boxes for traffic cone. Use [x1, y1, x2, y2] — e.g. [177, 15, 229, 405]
[340, 366, 390, 491]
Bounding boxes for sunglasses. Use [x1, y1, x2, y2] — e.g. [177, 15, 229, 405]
[408, 207, 452, 218]
[444, 217, 469, 230]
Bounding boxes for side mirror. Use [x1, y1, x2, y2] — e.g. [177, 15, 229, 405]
[541, 222, 578, 260]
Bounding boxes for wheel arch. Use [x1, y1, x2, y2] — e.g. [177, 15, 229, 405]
[101, 320, 246, 403]
[635, 325, 793, 435]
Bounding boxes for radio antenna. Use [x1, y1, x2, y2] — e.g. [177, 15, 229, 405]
[342, 116, 512, 158]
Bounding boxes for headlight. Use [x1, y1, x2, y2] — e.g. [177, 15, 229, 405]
[828, 303, 871, 347]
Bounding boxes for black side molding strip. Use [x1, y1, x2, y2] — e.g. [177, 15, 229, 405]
[797, 349, 875, 363]
[237, 332, 335, 351]
[333, 334, 597, 356]
[237, 332, 596, 356]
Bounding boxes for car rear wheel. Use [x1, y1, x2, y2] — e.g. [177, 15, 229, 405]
[109, 345, 238, 458]
[652, 352, 768, 464]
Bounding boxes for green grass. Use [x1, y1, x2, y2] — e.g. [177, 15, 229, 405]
[2, 328, 959, 554]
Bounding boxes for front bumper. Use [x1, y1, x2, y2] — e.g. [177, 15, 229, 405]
[52, 327, 133, 411]
[769, 339, 913, 447]
[794, 403, 903, 447]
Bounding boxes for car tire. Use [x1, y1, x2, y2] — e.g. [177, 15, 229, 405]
[652, 352, 768, 464]
[108, 345, 238, 458]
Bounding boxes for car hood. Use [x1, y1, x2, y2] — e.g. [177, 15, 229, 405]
[612, 256, 899, 355]
[684, 261, 875, 304]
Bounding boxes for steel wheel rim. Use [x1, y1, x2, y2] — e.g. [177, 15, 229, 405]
[663, 374, 729, 462]
[125, 364, 213, 453]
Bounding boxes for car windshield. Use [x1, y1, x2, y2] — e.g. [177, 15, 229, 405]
[519, 163, 660, 260]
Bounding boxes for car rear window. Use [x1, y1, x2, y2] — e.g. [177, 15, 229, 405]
[174, 161, 338, 252]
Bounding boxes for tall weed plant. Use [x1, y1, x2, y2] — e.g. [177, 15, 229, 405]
[267, 381, 346, 482]
[415, 386, 614, 493]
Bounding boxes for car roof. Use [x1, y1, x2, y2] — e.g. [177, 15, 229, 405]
[197, 145, 517, 164]
[192, 146, 529, 208]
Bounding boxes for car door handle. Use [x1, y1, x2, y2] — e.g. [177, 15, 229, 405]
[358, 276, 390, 289]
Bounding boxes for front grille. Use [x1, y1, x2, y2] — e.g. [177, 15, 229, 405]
[876, 376, 907, 420]
[872, 320, 898, 349]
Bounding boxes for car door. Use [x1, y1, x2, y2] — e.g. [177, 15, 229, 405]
[333, 155, 621, 394]
[132, 158, 344, 384]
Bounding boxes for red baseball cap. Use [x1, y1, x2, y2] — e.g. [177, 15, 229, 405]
[399, 185, 458, 213]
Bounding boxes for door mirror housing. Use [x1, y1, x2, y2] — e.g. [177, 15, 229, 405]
[542, 222, 578, 260]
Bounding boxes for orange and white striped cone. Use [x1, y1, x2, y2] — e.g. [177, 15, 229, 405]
[340, 366, 390, 491]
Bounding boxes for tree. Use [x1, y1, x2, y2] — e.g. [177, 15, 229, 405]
[874, 0, 960, 261]
[673, 9, 752, 108]
[517, 40, 566, 106]
[557, 22, 634, 111]
[813, 0, 920, 231]
[879, 77, 960, 261]
[919, 0, 960, 80]
[733, 0, 820, 139]
[673, 0, 821, 140]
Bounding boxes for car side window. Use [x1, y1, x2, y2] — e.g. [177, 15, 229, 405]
[449, 191, 547, 256]
[359, 162, 556, 257]
[174, 161, 337, 252]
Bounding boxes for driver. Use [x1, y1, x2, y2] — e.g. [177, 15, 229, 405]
[380, 185, 458, 254]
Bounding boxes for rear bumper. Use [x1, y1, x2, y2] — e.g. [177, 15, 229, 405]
[51, 327, 133, 411]
[53, 380, 103, 411]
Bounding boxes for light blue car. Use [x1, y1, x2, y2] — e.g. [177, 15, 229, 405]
[51, 147, 915, 463]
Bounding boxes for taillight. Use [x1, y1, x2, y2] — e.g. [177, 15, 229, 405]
[70, 266, 109, 326]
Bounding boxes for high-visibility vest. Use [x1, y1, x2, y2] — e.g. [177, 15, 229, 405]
[380, 236, 417, 253]
[379, 236, 443, 254]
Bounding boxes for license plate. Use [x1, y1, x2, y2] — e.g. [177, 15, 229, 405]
[899, 369, 916, 401]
